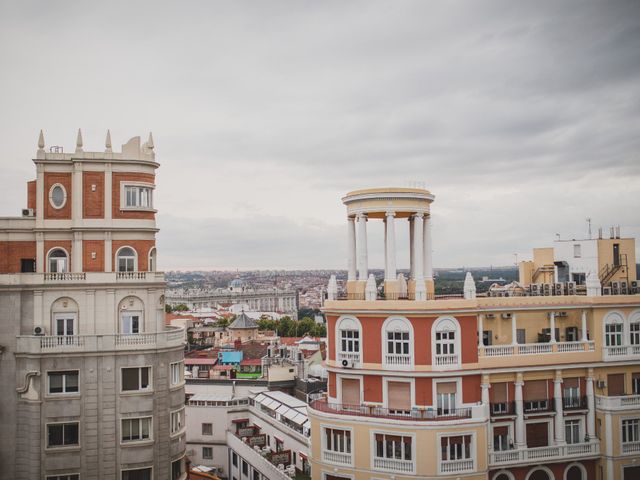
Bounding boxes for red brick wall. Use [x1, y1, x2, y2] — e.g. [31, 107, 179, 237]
[112, 240, 155, 271]
[83, 172, 104, 218]
[112, 172, 155, 220]
[27, 180, 36, 210]
[363, 375, 382, 403]
[44, 240, 73, 271]
[0, 241, 36, 273]
[462, 375, 481, 403]
[83, 240, 104, 272]
[44, 172, 72, 219]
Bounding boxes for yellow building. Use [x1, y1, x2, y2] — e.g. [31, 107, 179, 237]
[308, 187, 640, 480]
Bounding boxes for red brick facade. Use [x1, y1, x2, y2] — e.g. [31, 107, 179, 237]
[0, 241, 36, 273]
[112, 240, 155, 271]
[112, 173, 155, 220]
[82, 240, 105, 272]
[44, 172, 72, 219]
[82, 171, 104, 218]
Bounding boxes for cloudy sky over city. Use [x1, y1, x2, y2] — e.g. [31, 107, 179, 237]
[1, 0, 639, 270]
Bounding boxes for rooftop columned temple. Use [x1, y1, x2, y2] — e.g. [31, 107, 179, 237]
[342, 187, 435, 300]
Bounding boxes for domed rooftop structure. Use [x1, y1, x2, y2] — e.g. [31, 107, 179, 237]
[228, 311, 258, 330]
[229, 278, 247, 292]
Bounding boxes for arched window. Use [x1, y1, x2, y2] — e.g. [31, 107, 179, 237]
[51, 297, 79, 341]
[492, 472, 515, 480]
[382, 317, 413, 368]
[148, 247, 157, 272]
[119, 296, 144, 334]
[48, 248, 69, 273]
[432, 317, 461, 368]
[336, 316, 362, 365]
[117, 247, 137, 272]
[565, 464, 585, 480]
[526, 467, 554, 480]
[604, 312, 624, 348]
[630, 310, 640, 347]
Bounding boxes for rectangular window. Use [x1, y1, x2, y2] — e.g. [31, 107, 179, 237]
[124, 185, 154, 209]
[171, 459, 182, 480]
[202, 423, 213, 435]
[490, 382, 509, 415]
[523, 380, 548, 412]
[633, 373, 640, 395]
[435, 331, 455, 355]
[440, 435, 472, 461]
[493, 426, 510, 451]
[122, 367, 151, 392]
[54, 314, 75, 336]
[202, 447, 213, 459]
[609, 373, 626, 396]
[121, 417, 151, 442]
[565, 419, 581, 444]
[437, 382, 457, 415]
[325, 428, 351, 453]
[374, 433, 412, 461]
[606, 323, 623, 347]
[170, 408, 184, 435]
[170, 361, 183, 386]
[340, 330, 359, 353]
[573, 244, 581, 258]
[242, 460, 248, 475]
[122, 468, 152, 480]
[387, 331, 410, 355]
[120, 311, 141, 334]
[46, 475, 79, 480]
[232, 452, 238, 467]
[622, 419, 640, 443]
[48, 371, 79, 394]
[47, 422, 79, 448]
[563, 378, 581, 409]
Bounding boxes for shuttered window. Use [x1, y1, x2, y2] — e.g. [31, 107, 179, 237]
[388, 381, 411, 412]
[526, 422, 549, 448]
[341, 378, 360, 405]
[632, 373, 640, 395]
[493, 425, 510, 451]
[524, 380, 548, 411]
[608, 374, 625, 396]
[490, 383, 508, 402]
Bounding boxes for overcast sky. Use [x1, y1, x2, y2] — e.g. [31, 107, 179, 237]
[1, 1, 639, 270]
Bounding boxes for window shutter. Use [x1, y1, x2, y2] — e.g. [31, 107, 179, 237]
[563, 378, 579, 389]
[341, 378, 361, 405]
[526, 422, 549, 448]
[608, 374, 625, 396]
[437, 382, 457, 395]
[388, 381, 411, 410]
[494, 425, 508, 436]
[523, 380, 547, 400]
[490, 383, 508, 402]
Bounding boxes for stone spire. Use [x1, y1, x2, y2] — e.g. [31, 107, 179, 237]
[463, 271, 477, 299]
[147, 132, 154, 150]
[327, 274, 338, 301]
[37, 130, 45, 152]
[75, 128, 83, 153]
[365, 274, 377, 301]
[105, 130, 112, 153]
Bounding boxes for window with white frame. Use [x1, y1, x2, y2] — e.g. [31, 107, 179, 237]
[170, 361, 184, 386]
[124, 185, 153, 209]
[202, 446, 213, 459]
[121, 367, 151, 392]
[374, 433, 413, 464]
[440, 435, 472, 461]
[49, 183, 67, 209]
[325, 428, 351, 454]
[387, 331, 409, 356]
[48, 248, 69, 273]
[170, 408, 185, 435]
[565, 419, 581, 444]
[54, 313, 75, 336]
[120, 311, 141, 334]
[121, 417, 151, 442]
[563, 378, 581, 409]
[606, 322, 623, 346]
[622, 419, 640, 444]
[436, 330, 455, 355]
[631, 323, 640, 346]
[117, 247, 137, 272]
[493, 426, 510, 451]
[202, 423, 212, 435]
[47, 422, 79, 448]
[48, 371, 79, 394]
[436, 382, 457, 415]
[341, 330, 359, 355]
[433, 317, 460, 367]
[121, 468, 152, 480]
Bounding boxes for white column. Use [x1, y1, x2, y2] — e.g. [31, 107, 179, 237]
[413, 214, 424, 281]
[549, 312, 557, 343]
[511, 314, 518, 346]
[553, 375, 565, 444]
[478, 314, 484, 348]
[72, 231, 83, 273]
[481, 381, 491, 450]
[515, 377, 525, 448]
[581, 310, 588, 342]
[409, 217, 415, 279]
[481, 382, 490, 405]
[586, 372, 596, 440]
[423, 214, 433, 280]
[347, 217, 356, 281]
[36, 232, 44, 273]
[385, 211, 396, 281]
[72, 162, 83, 225]
[105, 231, 112, 272]
[356, 213, 368, 281]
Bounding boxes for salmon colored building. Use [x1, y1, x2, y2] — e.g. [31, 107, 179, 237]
[308, 187, 640, 480]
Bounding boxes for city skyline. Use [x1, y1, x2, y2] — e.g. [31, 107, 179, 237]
[1, 1, 639, 270]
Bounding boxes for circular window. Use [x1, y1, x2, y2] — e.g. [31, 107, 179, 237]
[49, 184, 67, 209]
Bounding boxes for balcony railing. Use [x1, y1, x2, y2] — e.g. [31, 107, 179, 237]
[596, 394, 640, 410]
[309, 399, 475, 421]
[482, 341, 594, 357]
[604, 345, 640, 359]
[16, 327, 185, 354]
[524, 399, 552, 413]
[489, 441, 599, 466]
[337, 351, 360, 365]
[322, 450, 352, 466]
[563, 396, 588, 410]
[490, 402, 515, 416]
[622, 441, 640, 454]
[434, 353, 459, 366]
[226, 431, 291, 480]
[373, 457, 414, 473]
[384, 353, 411, 366]
[0, 271, 165, 285]
[440, 458, 474, 474]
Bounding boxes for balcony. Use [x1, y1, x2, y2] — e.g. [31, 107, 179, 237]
[563, 396, 588, 410]
[596, 394, 640, 411]
[622, 441, 640, 454]
[322, 450, 351, 466]
[482, 341, 595, 357]
[337, 351, 360, 365]
[489, 441, 600, 467]
[440, 458, 474, 474]
[524, 399, 552, 413]
[384, 353, 411, 367]
[490, 402, 515, 416]
[226, 431, 292, 480]
[434, 353, 459, 367]
[309, 398, 483, 422]
[604, 345, 640, 360]
[373, 456, 414, 474]
[0, 271, 165, 286]
[16, 326, 185, 354]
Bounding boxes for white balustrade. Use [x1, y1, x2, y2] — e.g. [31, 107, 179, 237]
[440, 459, 473, 473]
[44, 272, 86, 281]
[596, 394, 640, 410]
[622, 441, 640, 454]
[373, 457, 414, 473]
[557, 342, 584, 352]
[489, 442, 599, 466]
[116, 271, 147, 280]
[40, 335, 84, 349]
[338, 351, 361, 364]
[518, 343, 553, 355]
[384, 353, 411, 366]
[115, 333, 156, 347]
[484, 345, 515, 356]
[434, 354, 459, 366]
[323, 450, 352, 465]
[481, 340, 595, 358]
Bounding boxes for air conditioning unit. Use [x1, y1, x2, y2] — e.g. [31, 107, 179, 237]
[567, 282, 576, 295]
[341, 358, 354, 368]
[555, 311, 568, 317]
[543, 284, 552, 296]
[603, 287, 612, 295]
[621, 282, 628, 294]
[632, 287, 640, 295]
[501, 313, 512, 320]
[612, 283, 620, 295]
[485, 313, 495, 319]
[554, 283, 564, 295]
[596, 380, 606, 389]
[33, 325, 45, 336]
[530, 284, 539, 296]
[632, 281, 639, 289]
[21, 208, 35, 217]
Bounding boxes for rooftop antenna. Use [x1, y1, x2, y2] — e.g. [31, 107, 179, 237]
[513, 253, 518, 266]
[586, 218, 592, 239]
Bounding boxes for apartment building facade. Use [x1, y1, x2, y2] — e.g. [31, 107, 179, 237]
[308, 187, 640, 480]
[0, 131, 186, 480]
